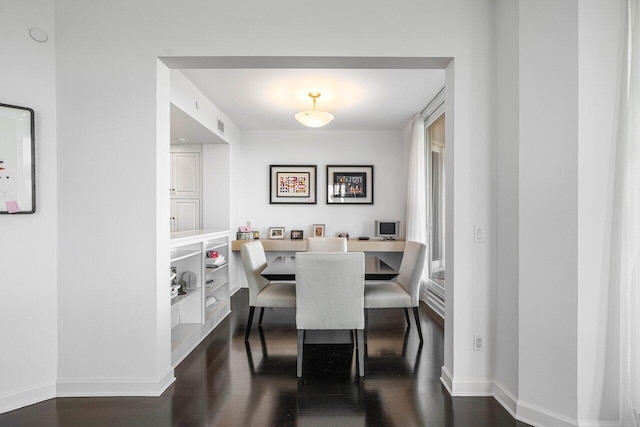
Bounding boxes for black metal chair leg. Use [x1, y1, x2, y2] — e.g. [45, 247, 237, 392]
[364, 308, 369, 343]
[244, 306, 255, 341]
[356, 329, 365, 377]
[258, 307, 265, 325]
[413, 307, 423, 342]
[297, 330, 304, 378]
[404, 308, 411, 326]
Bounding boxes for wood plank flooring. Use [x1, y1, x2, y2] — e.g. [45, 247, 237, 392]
[0, 289, 530, 426]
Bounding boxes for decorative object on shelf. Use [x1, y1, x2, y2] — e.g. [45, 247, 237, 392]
[326, 165, 374, 205]
[294, 92, 334, 128]
[337, 232, 349, 239]
[252, 231, 260, 240]
[237, 225, 254, 241]
[206, 250, 227, 267]
[0, 103, 35, 214]
[170, 266, 179, 298]
[291, 230, 304, 240]
[270, 165, 317, 204]
[313, 224, 325, 237]
[177, 280, 187, 295]
[269, 227, 285, 239]
[237, 231, 254, 240]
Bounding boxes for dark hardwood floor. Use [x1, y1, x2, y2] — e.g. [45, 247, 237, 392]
[0, 289, 529, 426]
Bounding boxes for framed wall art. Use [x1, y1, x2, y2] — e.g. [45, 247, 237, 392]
[270, 165, 317, 204]
[0, 103, 35, 214]
[326, 165, 373, 205]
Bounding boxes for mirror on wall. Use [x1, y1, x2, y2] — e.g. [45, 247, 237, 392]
[0, 103, 35, 214]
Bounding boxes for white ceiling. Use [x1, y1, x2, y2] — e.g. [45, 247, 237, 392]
[180, 68, 445, 131]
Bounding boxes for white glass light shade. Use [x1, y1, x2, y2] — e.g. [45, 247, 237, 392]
[294, 110, 334, 128]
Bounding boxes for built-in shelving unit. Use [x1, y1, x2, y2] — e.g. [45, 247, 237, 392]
[170, 229, 231, 366]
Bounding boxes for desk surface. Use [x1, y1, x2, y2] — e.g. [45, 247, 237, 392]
[232, 239, 405, 252]
[261, 255, 398, 281]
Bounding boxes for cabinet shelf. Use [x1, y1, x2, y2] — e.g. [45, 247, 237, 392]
[205, 263, 228, 274]
[206, 300, 227, 321]
[206, 242, 228, 251]
[170, 249, 202, 263]
[206, 279, 229, 294]
[171, 288, 198, 306]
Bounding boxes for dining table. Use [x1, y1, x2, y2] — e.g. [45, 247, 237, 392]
[260, 254, 398, 281]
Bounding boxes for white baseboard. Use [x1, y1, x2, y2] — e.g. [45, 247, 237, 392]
[441, 367, 493, 396]
[440, 365, 453, 395]
[577, 422, 621, 427]
[493, 381, 518, 419]
[440, 370, 621, 427]
[0, 382, 56, 415]
[56, 368, 175, 397]
[517, 399, 579, 427]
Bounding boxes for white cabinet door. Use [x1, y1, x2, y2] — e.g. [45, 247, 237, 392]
[171, 198, 201, 232]
[171, 152, 200, 198]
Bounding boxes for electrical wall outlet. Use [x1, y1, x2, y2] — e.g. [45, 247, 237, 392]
[246, 221, 251, 229]
[474, 226, 485, 243]
[473, 334, 484, 351]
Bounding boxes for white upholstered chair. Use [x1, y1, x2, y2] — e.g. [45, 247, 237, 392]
[306, 237, 347, 252]
[364, 241, 427, 342]
[295, 251, 365, 377]
[241, 240, 296, 341]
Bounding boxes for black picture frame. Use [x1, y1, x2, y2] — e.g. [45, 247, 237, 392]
[269, 165, 317, 204]
[326, 165, 373, 205]
[0, 103, 36, 214]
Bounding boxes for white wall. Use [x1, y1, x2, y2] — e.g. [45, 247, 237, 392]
[240, 130, 405, 240]
[577, 0, 626, 423]
[493, 0, 520, 414]
[0, 0, 58, 413]
[234, 130, 407, 288]
[519, 1, 580, 424]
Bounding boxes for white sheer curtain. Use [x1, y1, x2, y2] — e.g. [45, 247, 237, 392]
[615, 1, 640, 425]
[406, 115, 427, 245]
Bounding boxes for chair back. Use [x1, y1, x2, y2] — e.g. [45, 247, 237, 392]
[295, 252, 365, 330]
[240, 241, 270, 306]
[306, 237, 347, 252]
[396, 241, 427, 306]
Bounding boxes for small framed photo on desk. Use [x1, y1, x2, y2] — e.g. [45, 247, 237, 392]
[269, 227, 285, 239]
[291, 230, 303, 240]
[312, 224, 325, 237]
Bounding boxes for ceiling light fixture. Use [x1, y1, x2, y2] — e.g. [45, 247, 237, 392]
[295, 92, 334, 128]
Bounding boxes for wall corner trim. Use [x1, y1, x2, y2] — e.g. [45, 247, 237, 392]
[493, 381, 518, 419]
[56, 368, 175, 397]
[440, 365, 453, 394]
[0, 382, 56, 415]
[517, 399, 579, 427]
[440, 373, 612, 427]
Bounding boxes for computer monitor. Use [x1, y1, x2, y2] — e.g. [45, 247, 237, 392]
[375, 220, 399, 240]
